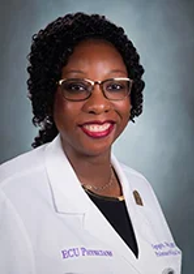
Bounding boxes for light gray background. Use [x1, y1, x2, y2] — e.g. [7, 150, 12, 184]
[0, 0, 193, 273]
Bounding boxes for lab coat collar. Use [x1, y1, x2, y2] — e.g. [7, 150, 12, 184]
[44, 135, 167, 271]
[44, 134, 141, 267]
[44, 134, 90, 214]
[44, 134, 137, 217]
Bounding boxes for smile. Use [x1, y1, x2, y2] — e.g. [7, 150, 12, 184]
[80, 122, 115, 138]
[83, 123, 111, 132]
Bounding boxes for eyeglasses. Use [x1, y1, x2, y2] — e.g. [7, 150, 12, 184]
[57, 77, 133, 101]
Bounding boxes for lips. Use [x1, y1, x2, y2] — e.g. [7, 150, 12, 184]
[83, 123, 111, 132]
[79, 121, 115, 138]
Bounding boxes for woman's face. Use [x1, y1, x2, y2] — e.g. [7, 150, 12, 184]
[54, 39, 131, 158]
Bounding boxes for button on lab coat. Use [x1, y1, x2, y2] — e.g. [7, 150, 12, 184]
[0, 135, 182, 274]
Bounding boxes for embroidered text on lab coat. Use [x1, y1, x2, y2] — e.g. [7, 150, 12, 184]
[61, 247, 113, 259]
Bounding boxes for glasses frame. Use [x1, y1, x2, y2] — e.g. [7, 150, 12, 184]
[57, 77, 133, 102]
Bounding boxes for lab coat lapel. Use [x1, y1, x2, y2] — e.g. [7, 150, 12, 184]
[44, 135, 89, 214]
[44, 136, 139, 266]
[44, 135, 162, 272]
[83, 155, 141, 266]
[113, 157, 175, 273]
[109, 156, 167, 270]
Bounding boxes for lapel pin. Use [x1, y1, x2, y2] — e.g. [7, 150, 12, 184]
[162, 268, 175, 274]
[133, 190, 143, 206]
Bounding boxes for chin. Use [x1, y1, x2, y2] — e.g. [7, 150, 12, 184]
[78, 143, 112, 157]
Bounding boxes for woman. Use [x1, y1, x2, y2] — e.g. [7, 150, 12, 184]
[0, 12, 181, 274]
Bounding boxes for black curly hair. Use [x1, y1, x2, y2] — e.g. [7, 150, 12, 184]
[27, 12, 145, 148]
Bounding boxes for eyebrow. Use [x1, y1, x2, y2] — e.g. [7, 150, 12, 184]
[109, 69, 127, 74]
[63, 69, 127, 75]
[63, 70, 85, 75]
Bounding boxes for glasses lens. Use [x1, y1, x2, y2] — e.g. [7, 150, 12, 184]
[103, 79, 131, 100]
[60, 79, 91, 101]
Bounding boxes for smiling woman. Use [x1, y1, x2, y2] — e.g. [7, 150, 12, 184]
[0, 12, 182, 274]
[54, 40, 131, 170]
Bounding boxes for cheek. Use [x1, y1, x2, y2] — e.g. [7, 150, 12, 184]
[53, 92, 72, 129]
[115, 97, 131, 121]
[53, 92, 82, 131]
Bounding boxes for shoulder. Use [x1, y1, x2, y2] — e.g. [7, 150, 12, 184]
[0, 143, 52, 217]
[112, 154, 153, 194]
[0, 144, 47, 188]
[120, 162, 148, 181]
[116, 160, 161, 208]
[119, 162, 152, 192]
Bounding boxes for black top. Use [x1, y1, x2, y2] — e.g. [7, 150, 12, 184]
[85, 189, 138, 258]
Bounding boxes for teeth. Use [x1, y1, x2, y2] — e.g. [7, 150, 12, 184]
[83, 123, 111, 132]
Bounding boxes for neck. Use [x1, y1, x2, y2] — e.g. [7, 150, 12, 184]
[65, 148, 112, 184]
[61, 141, 122, 197]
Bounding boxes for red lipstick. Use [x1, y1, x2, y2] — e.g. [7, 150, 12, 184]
[80, 121, 115, 138]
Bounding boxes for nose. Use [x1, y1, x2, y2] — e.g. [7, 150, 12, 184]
[82, 84, 111, 115]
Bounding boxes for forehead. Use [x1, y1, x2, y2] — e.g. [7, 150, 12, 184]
[68, 38, 122, 60]
[73, 38, 118, 51]
[62, 39, 127, 77]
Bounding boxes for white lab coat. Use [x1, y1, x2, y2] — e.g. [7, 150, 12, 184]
[0, 135, 182, 274]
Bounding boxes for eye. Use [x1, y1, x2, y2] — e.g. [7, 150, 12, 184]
[109, 83, 123, 90]
[62, 80, 89, 93]
[105, 80, 127, 92]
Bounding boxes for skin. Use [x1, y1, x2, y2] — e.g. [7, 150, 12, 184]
[54, 39, 131, 196]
